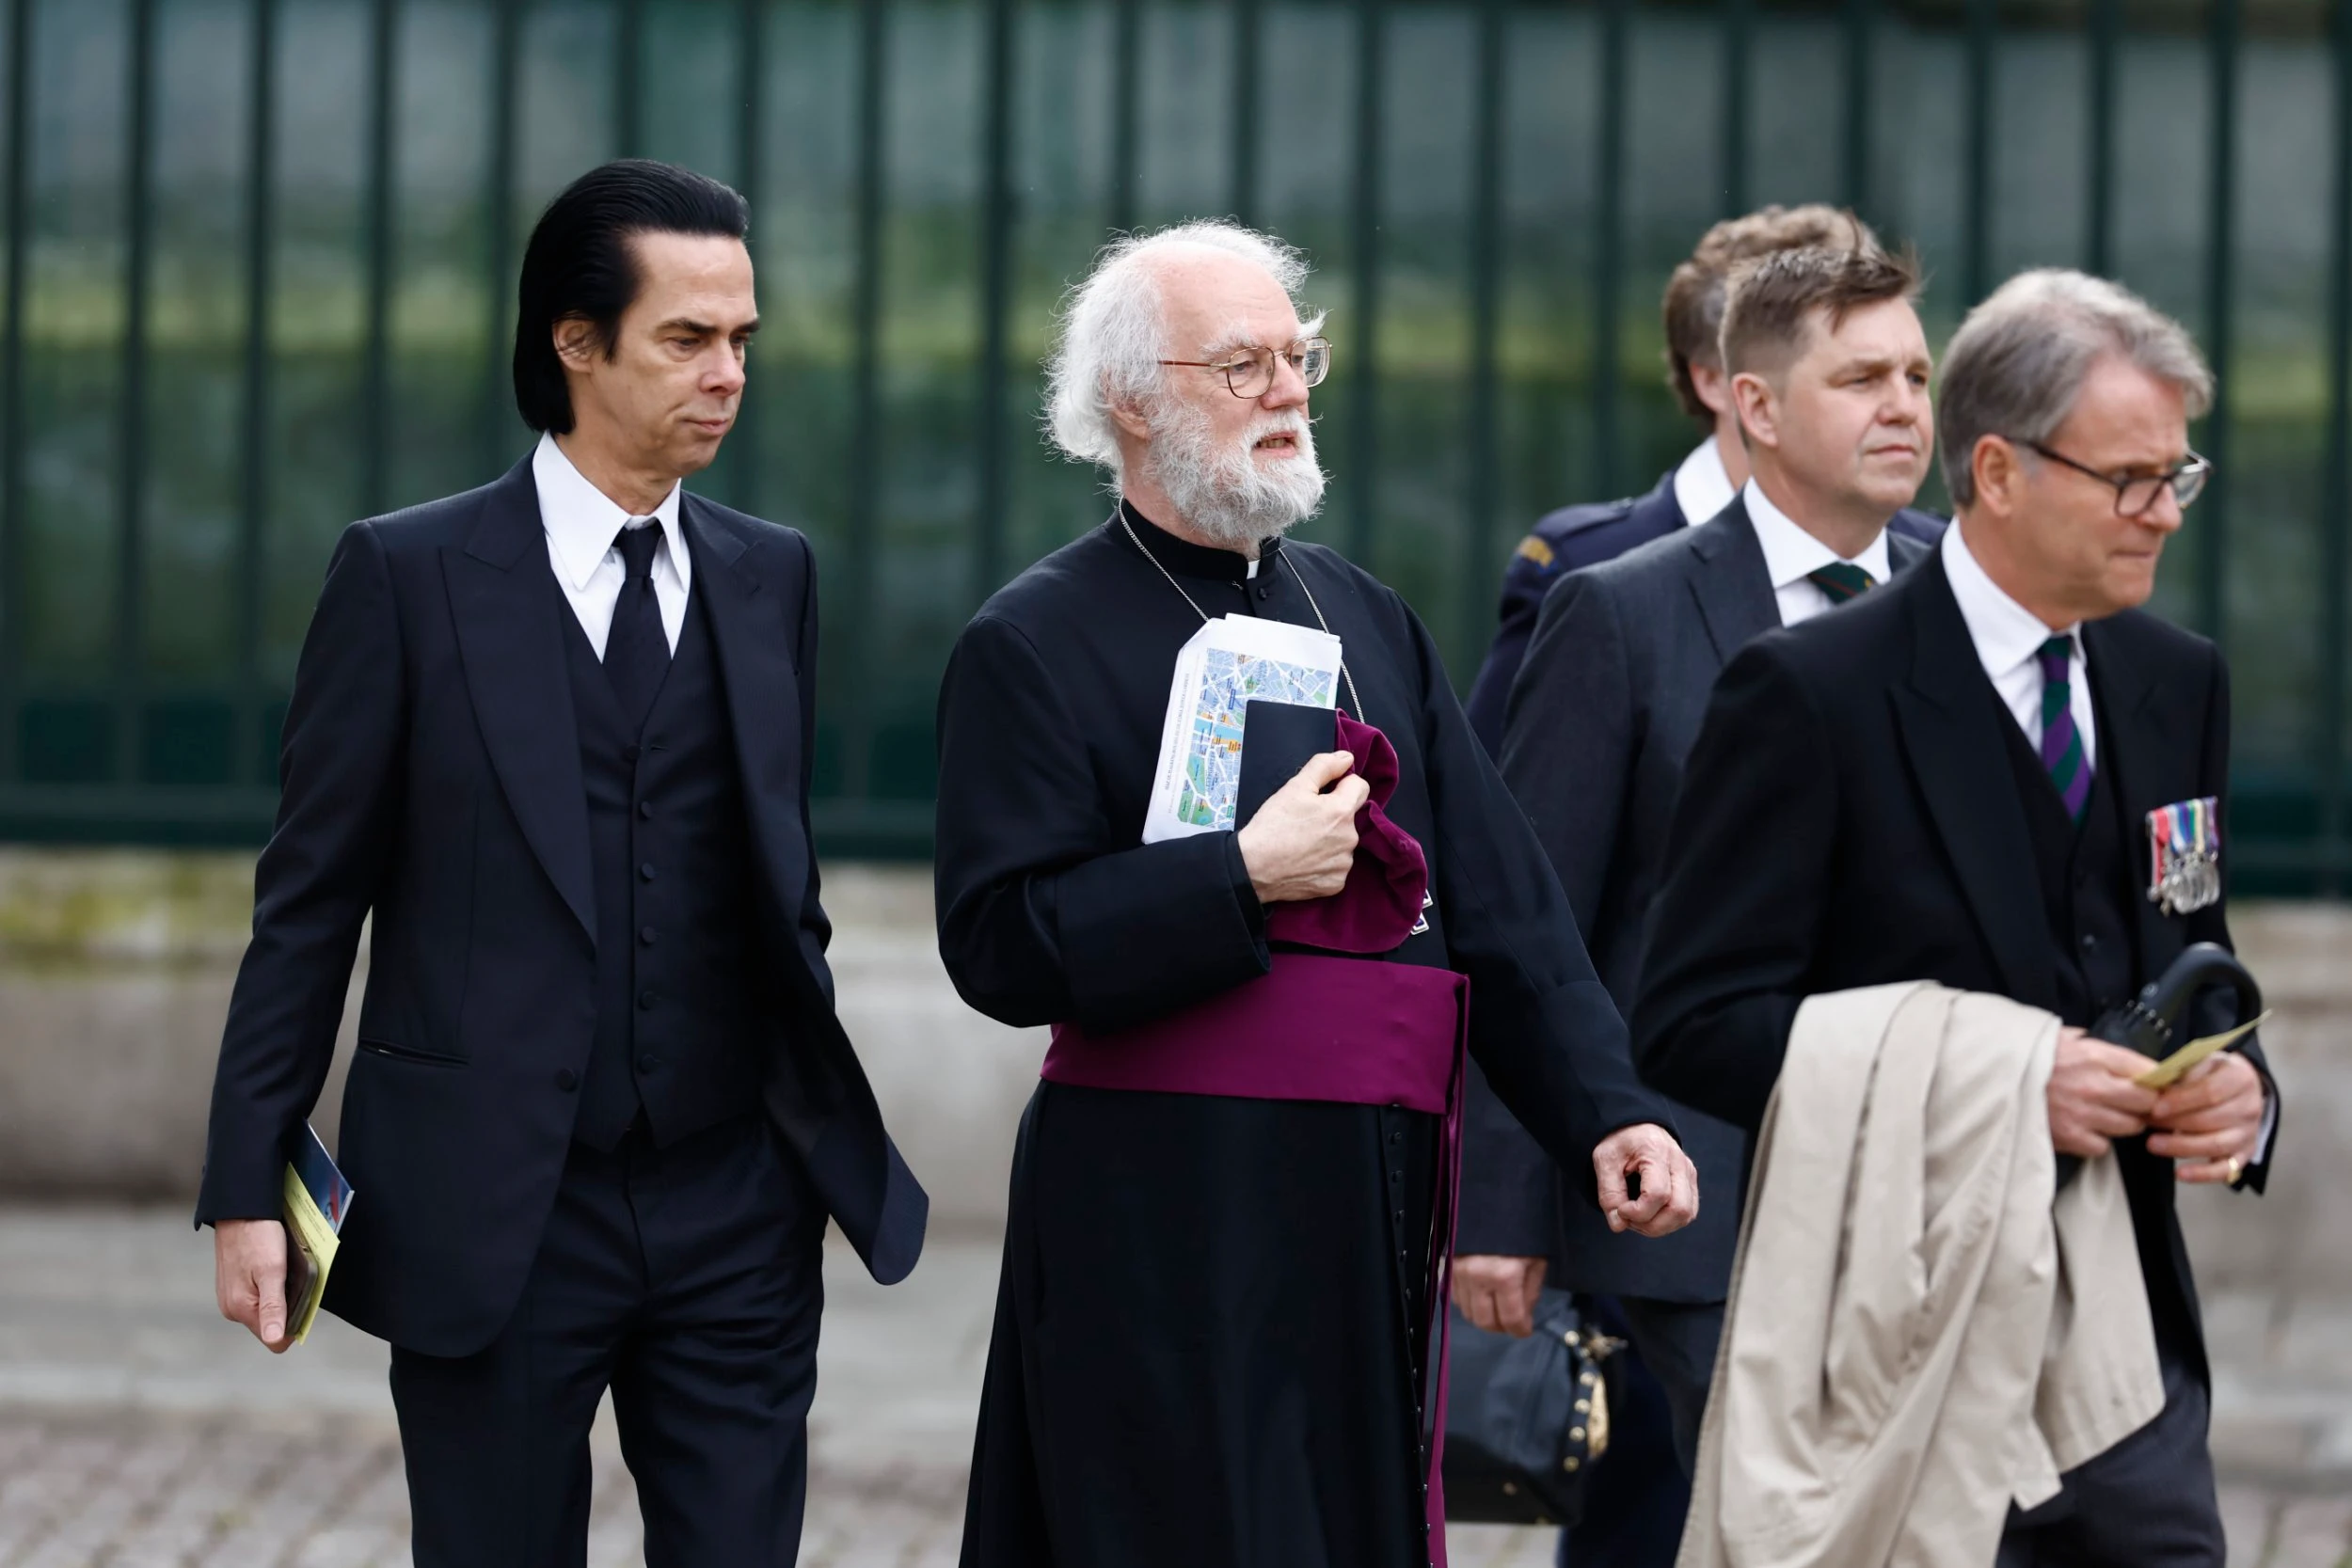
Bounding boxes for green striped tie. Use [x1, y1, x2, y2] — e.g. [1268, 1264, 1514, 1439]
[2039, 635, 2091, 823]
[1806, 562, 1877, 605]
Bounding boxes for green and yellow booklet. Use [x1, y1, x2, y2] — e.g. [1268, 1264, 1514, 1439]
[280, 1126, 355, 1345]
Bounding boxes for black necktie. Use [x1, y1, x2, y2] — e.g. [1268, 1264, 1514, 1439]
[603, 523, 671, 731]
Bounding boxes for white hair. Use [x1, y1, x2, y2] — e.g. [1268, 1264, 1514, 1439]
[1042, 219, 1316, 481]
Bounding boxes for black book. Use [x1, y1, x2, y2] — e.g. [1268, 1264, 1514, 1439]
[1236, 701, 1339, 829]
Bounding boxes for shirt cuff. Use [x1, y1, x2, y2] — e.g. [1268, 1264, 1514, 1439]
[2248, 1075, 2280, 1170]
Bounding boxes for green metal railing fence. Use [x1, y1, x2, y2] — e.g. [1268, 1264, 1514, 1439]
[1, 0, 2348, 891]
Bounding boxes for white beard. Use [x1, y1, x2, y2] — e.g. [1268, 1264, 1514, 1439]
[1140, 401, 1327, 552]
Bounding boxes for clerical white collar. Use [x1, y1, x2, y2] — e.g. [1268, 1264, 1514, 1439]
[1672, 436, 1737, 527]
[532, 432, 689, 594]
[1741, 478, 1892, 590]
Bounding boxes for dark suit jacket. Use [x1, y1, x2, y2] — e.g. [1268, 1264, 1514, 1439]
[196, 459, 927, 1357]
[1460, 461, 1946, 751]
[1634, 546, 2276, 1373]
[1455, 499, 1929, 1300]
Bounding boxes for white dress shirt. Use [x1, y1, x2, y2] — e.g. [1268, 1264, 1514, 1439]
[532, 432, 691, 658]
[1672, 436, 1738, 529]
[1942, 521, 2095, 771]
[1741, 480, 1895, 628]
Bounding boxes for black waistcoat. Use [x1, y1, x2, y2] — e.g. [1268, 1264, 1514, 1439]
[2000, 688, 2138, 1028]
[560, 577, 769, 1150]
[1998, 678, 2202, 1354]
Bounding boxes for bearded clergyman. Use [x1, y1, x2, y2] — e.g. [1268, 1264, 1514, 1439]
[933, 220, 1700, 1568]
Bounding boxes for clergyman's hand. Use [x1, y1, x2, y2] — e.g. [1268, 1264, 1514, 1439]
[215, 1217, 294, 1354]
[1236, 751, 1369, 904]
[1592, 1123, 1698, 1238]
[1454, 1254, 1548, 1337]
[2148, 1049, 2266, 1184]
[2047, 1026, 2160, 1159]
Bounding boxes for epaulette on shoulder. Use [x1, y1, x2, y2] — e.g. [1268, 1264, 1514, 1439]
[1511, 495, 1645, 572]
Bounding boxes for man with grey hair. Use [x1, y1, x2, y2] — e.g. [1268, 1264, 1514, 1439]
[934, 220, 1698, 1567]
[1637, 267, 2280, 1564]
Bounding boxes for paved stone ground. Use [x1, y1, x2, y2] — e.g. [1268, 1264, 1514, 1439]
[0, 1209, 2344, 1568]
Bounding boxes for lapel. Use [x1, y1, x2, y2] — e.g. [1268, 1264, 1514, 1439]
[442, 459, 597, 945]
[1887, 552, 2058, 1008]
[2082, 616, 2175, 968]
[1888, 528, 1932, 578]
[1682, 497, 1782, 664]
[685, 497, 813, 917]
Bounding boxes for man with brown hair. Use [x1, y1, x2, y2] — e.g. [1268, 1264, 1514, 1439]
[1460, 206, 1939, 747]
[1460, 246, 1940, 1530]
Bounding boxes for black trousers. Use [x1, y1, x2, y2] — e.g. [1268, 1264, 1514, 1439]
[389, 1114, 826, 1568]
[1996, 1333, 2224, 1568]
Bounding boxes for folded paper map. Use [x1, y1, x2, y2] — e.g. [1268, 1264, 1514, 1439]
[1142, 614, 1342, 844]
[2132, 1010, 2272, 1089]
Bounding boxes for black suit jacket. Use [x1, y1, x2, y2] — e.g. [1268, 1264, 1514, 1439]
[1455, 499, 1929, 1299]
[1460, 462, 1946, 751]
[1634, 546, 2275, 1370]
[197, 459, 927, 1356]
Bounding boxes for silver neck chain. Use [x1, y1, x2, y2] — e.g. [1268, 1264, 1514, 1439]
[1116, 509, 1364, 719]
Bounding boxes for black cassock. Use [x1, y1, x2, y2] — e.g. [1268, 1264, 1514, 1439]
[936, 505, 1668, 1568]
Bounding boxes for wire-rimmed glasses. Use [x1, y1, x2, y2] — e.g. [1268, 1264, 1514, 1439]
[1160, 337, 1333, 399]
[2019, 439, 2213, 516]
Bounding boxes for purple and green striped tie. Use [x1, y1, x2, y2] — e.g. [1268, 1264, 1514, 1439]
[2038, 635, 2091, 823]
[1806, 562, 1877, 604]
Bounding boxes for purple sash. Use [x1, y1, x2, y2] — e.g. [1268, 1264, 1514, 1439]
[1041, 713, 1467, 1565]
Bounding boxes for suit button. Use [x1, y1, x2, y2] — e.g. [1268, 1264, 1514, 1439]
[2081, 932, 2099, 951]
[638, 800, 654, 819]
[1257, 585, 1271, 600]
[638, 989, 656, 1010]
[640, 925, 657, 945]
[637, 1054, 660, 1073]
[554, 1068, 578, 1092]
[639, 862, 656, 881]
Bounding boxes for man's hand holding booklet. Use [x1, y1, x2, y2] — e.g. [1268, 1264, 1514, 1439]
[215, 1125, 353, 1353]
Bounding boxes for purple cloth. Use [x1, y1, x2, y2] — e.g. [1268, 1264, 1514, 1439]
[1041, 718, 1464, 1561]
[1263, 710, 1430, 955]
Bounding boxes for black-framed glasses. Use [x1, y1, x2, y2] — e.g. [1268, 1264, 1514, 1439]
[2018, 439, 2212, 516]
[1160, 337, 1332, 399]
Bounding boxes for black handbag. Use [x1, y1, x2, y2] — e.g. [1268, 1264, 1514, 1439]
[1440, 1287, 1625, 1527]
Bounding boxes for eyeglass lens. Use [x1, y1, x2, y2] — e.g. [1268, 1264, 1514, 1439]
[2122, 464, 2207, 515]
[1225, 341, 1331, 397]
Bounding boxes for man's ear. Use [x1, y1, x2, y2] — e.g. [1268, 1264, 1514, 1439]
[1689, 360, 1734, 419]
[1971, 435, 2024, 518]
[552, 316, 601, 372]
[1730, 370, 1778, 451]
[1108, 392, 1155, 443]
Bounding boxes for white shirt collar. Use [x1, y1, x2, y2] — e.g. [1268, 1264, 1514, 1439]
[1672, 437, 1738, 528]
[1943, 518, 2079, 675]
[1741, 478, 1894, 590]
[532, 432, 689, 594]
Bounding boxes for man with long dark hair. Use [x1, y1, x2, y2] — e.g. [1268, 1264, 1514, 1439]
[198, 159, 926, 1565]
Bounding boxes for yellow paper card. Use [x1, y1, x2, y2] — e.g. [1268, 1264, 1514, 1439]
[2132, 1010, 2271, 1089]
